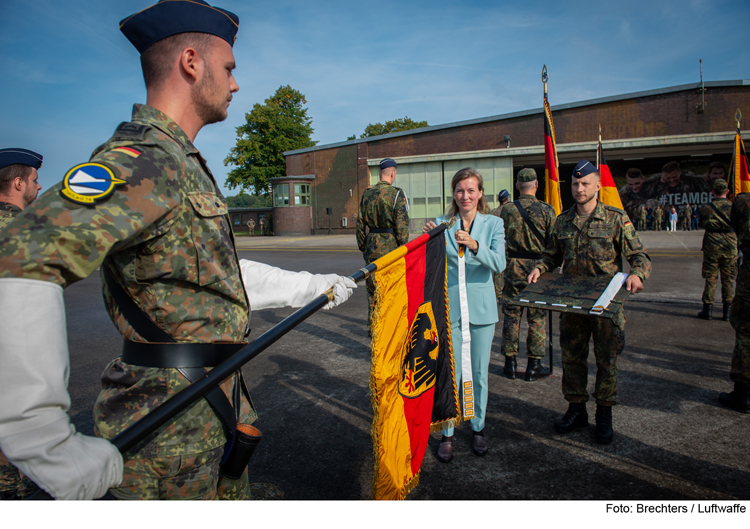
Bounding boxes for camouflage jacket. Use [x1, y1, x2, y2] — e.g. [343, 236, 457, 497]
[489, 203, 510, 218]
[0, 104, 252, 457]
[618, 184, 653, 211]
[356, 180, 409, 262]
[536, 200, 651, 282]
[500, 195, 556, 294]
[700, 197, 738, 257]
[0, 202, 21, 230]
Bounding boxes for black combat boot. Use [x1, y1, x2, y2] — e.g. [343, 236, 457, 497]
[595, 405, 614, 444]
[697, 303, 713, 320]
[723, 302, 731, 321]
[719, 382, 750, 414]
[554, 403, 588, 433]
[503, 355, 517, 380]
[525, 358, 551, 381]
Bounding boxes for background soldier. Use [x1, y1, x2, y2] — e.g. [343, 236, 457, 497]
[499, 170, 556, 381]
[259, 216, 267, 235]
[637, 205, 647, 231]
[247, 218, 255, 236]
[721, 191, 750, 413]
[653, 204, 663, 231]
[490, 189, 511, 300]
[356, 158, 409, 330]
[0, 0, 354, 500]
[529, 160, 651, 444]
[0, 149, 43, 230]
[697, 179, 737, 321]
[0, 148, 43, 499]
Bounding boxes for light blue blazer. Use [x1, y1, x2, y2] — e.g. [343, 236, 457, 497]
[436, 213, 506, 326]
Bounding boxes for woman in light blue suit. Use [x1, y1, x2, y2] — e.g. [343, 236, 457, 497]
[424, 167, 505, 463]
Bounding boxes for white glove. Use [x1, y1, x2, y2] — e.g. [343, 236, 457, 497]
[239, 260, 357, 311]
[0, 278, 123, 500]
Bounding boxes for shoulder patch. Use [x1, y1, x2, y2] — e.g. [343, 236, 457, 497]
[60, 162, 126, 206]
[113, 122, 151, 141]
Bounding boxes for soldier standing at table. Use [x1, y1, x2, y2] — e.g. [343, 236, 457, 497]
[528, 160, 651, 444]
[0, 148, 43, 499]
[490, 189, 511, 300]
[356, 158, 409, 330]
[0, 0, 354, 500]
[720, 192, 750, 413]
[499, 170, 556, 381]
[697, 179, 737, 321]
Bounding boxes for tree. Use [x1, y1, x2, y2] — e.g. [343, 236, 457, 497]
[224, 85, 317, 195]
[226, 192, 271, 208]
[359, 116, 429, 138]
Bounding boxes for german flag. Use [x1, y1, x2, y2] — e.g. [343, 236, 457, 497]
[730, 129, 750, 198]
[597, 134, 625, 210]
[369, 228, 459, 500]
[544, 97, 563, 215]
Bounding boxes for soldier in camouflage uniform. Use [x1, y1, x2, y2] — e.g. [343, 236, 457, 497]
[529, 160, 651, 444]
[499, 170, 556, 381]
[0, 1, 354, 501]
[697, 179, 738, 321]
[490, 189, 511, 300]
[0, 148, 43, 231]
[636, 205, 647, 231]
[720, 192, 750, 413]
[0, 148, 43, 499]
[356, 158, 409, 330]
[653, 205, 663, 231]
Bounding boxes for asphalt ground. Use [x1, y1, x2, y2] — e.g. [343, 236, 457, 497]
[54, 229, 749, 504]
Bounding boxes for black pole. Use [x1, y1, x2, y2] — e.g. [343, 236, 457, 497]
[548, 309, 554, 374]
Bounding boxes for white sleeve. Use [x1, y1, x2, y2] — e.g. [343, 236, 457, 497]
[239, 260, 356, 311]
[0, 278, 123, 500]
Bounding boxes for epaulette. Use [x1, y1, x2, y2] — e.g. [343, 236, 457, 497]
[602, 203, 626, 215]
[112, 122, 152, 141]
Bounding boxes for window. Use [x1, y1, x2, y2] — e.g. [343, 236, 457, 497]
[273, 183, 289, 207]
[294, 183, 311, 205]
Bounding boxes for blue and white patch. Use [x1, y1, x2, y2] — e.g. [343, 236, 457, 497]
[60, 163, 126, 205]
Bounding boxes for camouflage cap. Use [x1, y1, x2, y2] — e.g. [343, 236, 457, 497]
[713, 178, 728, 192]
[517, 168, 537, 182]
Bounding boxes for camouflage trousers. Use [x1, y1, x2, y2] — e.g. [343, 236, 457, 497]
[493, 272, 504, 299]
[559, 312, 625, 406]
[729, 267, 750, 384]
[702, 253, 738, 304]
[501, 300, 546, 358]
[110, 446, 250, 500]
[0, 450, 38, 498]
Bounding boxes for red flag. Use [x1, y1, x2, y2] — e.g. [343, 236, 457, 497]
[597, 136, 625, 210]
[544, 97, 563, 215]
[731, 130, 750, 198]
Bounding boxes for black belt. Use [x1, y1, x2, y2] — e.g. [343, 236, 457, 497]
[368, 228, 394, 234]
[705, 228, 733, 234]
[507, 250, 543, 260]
[122, 339, 246, 368]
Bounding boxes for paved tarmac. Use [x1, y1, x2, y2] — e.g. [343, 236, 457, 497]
[59, 228, 748, 501]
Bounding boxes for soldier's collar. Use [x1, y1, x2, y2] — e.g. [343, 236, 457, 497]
[131, 104, 199, 154]
[0, 201, 22, 214]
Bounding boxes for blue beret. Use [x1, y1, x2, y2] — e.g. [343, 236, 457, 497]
[0, 148, 43, 171]
[498, 189, 510, 201]
[380, 158, 397, 170]
[120, 0, 240, 54]
[572, 160, 598, 179]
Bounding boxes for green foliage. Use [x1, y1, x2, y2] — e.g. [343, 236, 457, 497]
[360, 116, 429, 138]
[224, 85, 317, 195]
[226, 193, 271, 208]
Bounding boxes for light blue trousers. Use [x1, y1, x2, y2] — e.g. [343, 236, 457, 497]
[442, 321, 496, 436]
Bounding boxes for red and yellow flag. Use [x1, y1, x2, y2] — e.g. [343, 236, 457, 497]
[597, 136, 625, 210]
[731, 130, 750, 198]
[369, 231, 459, 500]
[544, 97, 563, 215]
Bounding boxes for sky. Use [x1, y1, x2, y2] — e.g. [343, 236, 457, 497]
[1, 0, 748, 198]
